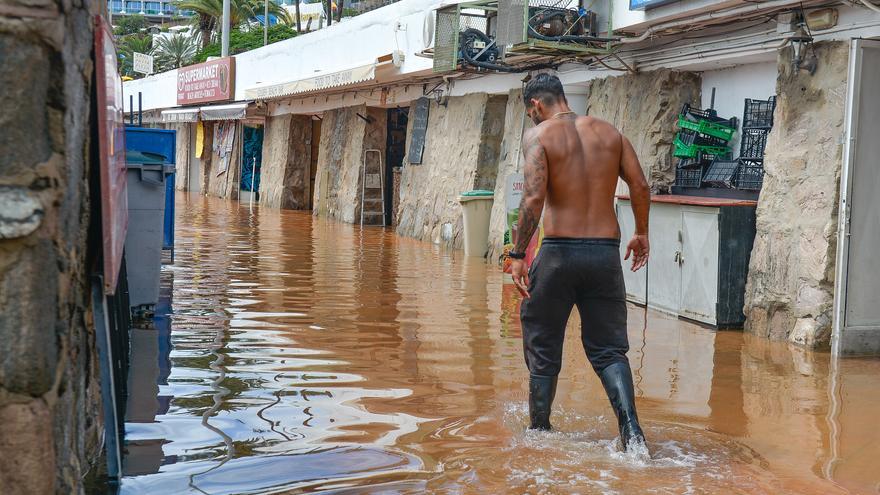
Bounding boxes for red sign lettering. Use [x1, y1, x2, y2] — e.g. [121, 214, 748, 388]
[177, 58, 235, 105]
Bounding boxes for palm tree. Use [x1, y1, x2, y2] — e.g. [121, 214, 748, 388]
[174, 0, 292, 50]
[154, 33, 199, 70]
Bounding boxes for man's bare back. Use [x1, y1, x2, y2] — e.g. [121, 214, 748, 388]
[513, 108, 650, 289]
[528, 115, 636, 239]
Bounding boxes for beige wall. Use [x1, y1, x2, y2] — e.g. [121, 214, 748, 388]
[312, 105, 387, 224]
[488, 88, 531, 265]
[744, 41, 849, 349]
[585, 69, 702, 192]
[260, 114, 313, 209]
[396, 94, 508, 250]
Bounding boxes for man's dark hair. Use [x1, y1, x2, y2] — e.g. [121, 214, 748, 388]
[523, 73, 566, 107]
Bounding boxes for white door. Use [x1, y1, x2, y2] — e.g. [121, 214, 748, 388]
[617, 200, 646, 304]
[679, 208, 719, 325]
[835, 39, 880, 355]
[647, 203, 683, 316]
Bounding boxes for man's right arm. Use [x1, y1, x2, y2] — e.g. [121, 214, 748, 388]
[620, 135, 650, 271]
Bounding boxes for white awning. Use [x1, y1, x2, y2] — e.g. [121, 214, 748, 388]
[199, 102, 249, 121]
[161, 108, 200, 123]
[244, 62, 379, 100]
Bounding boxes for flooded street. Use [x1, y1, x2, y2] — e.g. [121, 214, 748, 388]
[122, 195, 880, 495]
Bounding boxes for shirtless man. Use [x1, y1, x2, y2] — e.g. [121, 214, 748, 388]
[509, 73, 650, 452]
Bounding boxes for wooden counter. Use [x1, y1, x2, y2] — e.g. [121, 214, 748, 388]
[616, 194, 758, 208]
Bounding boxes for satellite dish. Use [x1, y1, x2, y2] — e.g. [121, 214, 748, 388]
[422, 11, 435, 50]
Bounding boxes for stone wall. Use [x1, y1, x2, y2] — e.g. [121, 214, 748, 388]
[391, 168, 402, 228]
[168, 123, 191, 191]
[488, 89, 532, 264]
[313, 105, 388, 224]
[0, 1, 103, 492]
[362, 107, 388, 225]
[397, 94, 508, 249]
[313, 105, 363, 221]
[743, 42, 849, 349]
[585, 69, 701, 192]
[260, 114, 313, 209]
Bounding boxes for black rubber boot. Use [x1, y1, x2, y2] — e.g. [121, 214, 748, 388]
[599, 362, 646, 452]
[528, 374, 558, 431]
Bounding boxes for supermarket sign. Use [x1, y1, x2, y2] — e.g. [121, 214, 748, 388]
[177, 57, 235, 105]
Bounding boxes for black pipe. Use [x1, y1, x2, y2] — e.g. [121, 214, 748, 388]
[138, 92, 142, 127]
[129, 95, 134, 125]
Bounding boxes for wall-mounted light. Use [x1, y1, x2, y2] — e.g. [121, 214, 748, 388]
[788, 26, 815, 68]
[789, 14, 817, 74]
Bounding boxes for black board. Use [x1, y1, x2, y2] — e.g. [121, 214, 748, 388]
[408, 97, 430, 165]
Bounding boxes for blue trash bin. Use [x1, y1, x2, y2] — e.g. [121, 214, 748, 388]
[126, 127, 176, 261]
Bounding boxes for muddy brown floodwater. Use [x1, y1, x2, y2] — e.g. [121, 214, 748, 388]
[121, 195, 880, 495]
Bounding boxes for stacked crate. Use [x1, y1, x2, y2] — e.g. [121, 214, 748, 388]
[673, 104, 737, 188]
[735, 97, 776, 190]
[703, 97, 777, 189]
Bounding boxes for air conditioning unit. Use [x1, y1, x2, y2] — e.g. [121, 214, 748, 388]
[432, 0, 615, 74]
[423, 10, 435, 50]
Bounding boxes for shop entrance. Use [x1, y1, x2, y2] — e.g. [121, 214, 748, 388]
[240, 123, 264, 203]
[385, 107, 408, 226]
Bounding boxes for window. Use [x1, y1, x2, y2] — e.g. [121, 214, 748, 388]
[110, 0, 124, 12]
[125, 1, 142, 12]
[145, 1, 160, 13]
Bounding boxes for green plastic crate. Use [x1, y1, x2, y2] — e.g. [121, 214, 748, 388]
[673, 135, 730, 158]
[677, 115, 737, 141]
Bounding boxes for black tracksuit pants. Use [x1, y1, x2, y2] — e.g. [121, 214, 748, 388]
[520, 238, 630, 377]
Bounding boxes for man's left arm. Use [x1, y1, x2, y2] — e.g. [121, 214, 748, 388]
[511, 128, 548, 298]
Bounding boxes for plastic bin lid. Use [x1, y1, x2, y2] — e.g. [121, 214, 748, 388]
[460, 190, 494, 197]
[126, 150, 169, 164]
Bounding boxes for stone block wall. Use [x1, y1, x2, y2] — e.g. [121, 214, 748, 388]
[260, 114, 313, 209]
[487, 89, 532, 264]
[313, 105, 364, 221]
[585, 69, 701, 192]
[396, 93, 508, 249]
[362, 107, 389, 225]
[313, 105, 387, 224]
[0, 2, 103, 492]
[168, 123, 191, 191]
[743, 42, 849, 349]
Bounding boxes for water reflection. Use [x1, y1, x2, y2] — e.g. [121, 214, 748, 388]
[122, 195, 880, 494]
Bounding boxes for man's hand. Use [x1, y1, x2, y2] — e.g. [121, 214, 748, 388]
[624, 234, 649, 272]
[511, 258, 530, 298]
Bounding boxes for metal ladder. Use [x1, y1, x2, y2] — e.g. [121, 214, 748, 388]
[360, 149, 385, 227]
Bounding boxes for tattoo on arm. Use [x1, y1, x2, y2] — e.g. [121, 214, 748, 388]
[515, 130, 548, 254]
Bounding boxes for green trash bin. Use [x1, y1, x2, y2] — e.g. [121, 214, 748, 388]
[459, 190, 494, 257]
